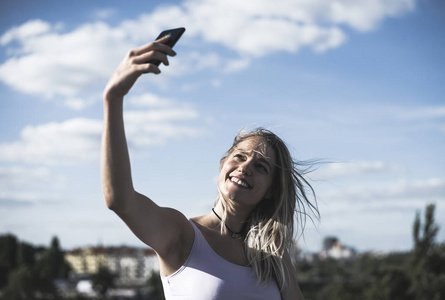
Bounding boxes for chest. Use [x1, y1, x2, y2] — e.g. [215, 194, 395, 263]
[201, 229, 249, 267]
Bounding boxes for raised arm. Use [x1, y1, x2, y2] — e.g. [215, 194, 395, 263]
[100, 37, 193, 272]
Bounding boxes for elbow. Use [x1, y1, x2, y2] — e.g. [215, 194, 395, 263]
[102, 190, 129, 213]
[101, 181, 135, 213]
[104, 195, 118, 211]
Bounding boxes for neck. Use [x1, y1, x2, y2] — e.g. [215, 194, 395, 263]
[213, 201, 253, 233]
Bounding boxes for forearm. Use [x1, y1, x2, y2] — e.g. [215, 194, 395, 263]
[100, 37, 175, 211]
[101, 96, 135, 211]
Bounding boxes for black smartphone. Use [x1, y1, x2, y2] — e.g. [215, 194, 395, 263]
[151, 27, 185, 66]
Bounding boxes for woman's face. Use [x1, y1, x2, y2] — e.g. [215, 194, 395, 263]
[217, 137, 276, 209]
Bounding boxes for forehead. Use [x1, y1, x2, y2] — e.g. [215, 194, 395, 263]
[233, 137, 276, 163]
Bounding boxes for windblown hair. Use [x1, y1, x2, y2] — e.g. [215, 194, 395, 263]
[215, 128, 319, 291]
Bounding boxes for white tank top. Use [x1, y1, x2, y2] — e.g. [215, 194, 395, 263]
[161, 220, 281, 300]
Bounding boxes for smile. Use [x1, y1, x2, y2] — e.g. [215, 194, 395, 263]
[230, 177, 252, 189]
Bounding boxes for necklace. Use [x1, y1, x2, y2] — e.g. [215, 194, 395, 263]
[212, 208, 242, 239]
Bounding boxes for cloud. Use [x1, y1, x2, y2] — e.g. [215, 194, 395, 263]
[180, 0, 415, 54]
[0, 93, 202, 164]
[0, 166, 63, 188]
[326, 0, 416, 31]
[93, 8, 118, 20]
[322, 177, 445, 203]
[1, 19, 52, 45]
[0, 166, 66, 206]
[0, 118, 102, 165]
[313, 161, 401, 180]
[124, 93, 202, 146]
[0, 0, 417, 109]
[316, 176, 445, 249]
[391, 105, 445, 121]
[0, 20, 131, 107]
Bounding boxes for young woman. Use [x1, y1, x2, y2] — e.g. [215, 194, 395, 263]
[101, 35, 317, 300]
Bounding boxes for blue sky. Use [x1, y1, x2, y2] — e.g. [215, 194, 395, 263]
[1, 0, 444, 253]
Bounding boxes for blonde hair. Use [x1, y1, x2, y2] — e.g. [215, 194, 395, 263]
[215, 128, 318, 290]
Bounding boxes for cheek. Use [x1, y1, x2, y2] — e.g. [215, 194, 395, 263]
[217, 165, 230, 189]
[217, 172, 225, 189]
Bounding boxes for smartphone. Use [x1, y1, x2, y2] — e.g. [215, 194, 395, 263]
[151, 27, 185, 66]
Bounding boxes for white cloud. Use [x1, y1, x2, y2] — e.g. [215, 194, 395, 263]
[0, 20, 132, 107]
[391, 105, 445, 121]
[124, 94, 202, 146]
[0, 0, 417, 109]
[0, 191, 57, 206]
[0, 165, 69, 207]
[327, 0, 416, 31]
[0, 166, 62, 188]
[0, 118, 102, 165]
[181, 0, 348, 56]
[315, 176, 445, 251]
[180, 0, 414, 54]
[0, 94, 202, 164]
[0, 166, 66, 206]
[322, 177, 445, 203]
[313, 161, 401, 180]
[127, 92, 175, 107]
[93, 8, 118, 20]
[0, 19, 52, 45]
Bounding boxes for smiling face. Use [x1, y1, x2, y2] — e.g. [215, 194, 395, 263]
[217, 137, 276, 209]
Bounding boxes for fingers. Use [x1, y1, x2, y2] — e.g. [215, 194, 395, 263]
[120, 36, 177, 80]
[133, 63, 161, 75]
[132, 36, 177, 57]
[134, 51, 170, 66]
[126, 37, 176, 73]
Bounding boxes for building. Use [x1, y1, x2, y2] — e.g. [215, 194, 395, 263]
[65, 246, 160, 284]
[319, 236, 357, 260]
[65, 246, 107, 274]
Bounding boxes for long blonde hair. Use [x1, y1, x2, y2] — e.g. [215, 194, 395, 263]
[215, 128, 318, 290]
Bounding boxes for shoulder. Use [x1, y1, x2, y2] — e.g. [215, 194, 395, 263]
[157, 208, 195, 276]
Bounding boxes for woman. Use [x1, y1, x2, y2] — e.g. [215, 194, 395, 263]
[101, 35, 317, 299]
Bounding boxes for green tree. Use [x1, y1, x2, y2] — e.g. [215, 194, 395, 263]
[32, 236, 71, 297]
[17, 242, 37, 268]
[1, 266, 36, 300]
[412, 204, 439, 264]
[409, 203, 445, 300]
[0, 236, 72, 299]
[36, 236, 70, 279]
[365, 266, 412, 300]
[91, 266, 115, 298]
[0, 234, 18, 288]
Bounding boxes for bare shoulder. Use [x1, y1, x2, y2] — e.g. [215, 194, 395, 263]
[154, 207, 194, 253]
[113, 193, 194, 275]
[190, 214, 210, 227]
[155, 207, 195, 276]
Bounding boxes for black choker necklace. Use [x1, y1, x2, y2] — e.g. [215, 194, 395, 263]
[212, 208, 242, 239]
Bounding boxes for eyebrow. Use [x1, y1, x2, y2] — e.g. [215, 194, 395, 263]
[237, 149, 273, 169]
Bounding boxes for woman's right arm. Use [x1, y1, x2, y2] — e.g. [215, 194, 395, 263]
[100, 38, 194, 271]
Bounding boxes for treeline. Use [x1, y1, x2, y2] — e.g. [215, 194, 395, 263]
[0, 204, 444, 299]
[0, 235, 71, 299]
[298, 204, 445, 300]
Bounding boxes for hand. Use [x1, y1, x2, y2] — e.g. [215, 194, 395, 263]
[103, 36, 177, 100]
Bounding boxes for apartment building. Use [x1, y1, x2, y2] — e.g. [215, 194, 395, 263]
[65, 246, 160, 283]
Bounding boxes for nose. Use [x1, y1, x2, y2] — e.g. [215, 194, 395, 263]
[238, 160, 253, 175]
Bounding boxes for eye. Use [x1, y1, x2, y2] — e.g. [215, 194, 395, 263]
[233, 153, 245, 161]
[256, 164, 268, 173]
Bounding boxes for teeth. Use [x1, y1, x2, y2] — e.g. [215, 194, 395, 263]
[231, 177, 250, 188]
